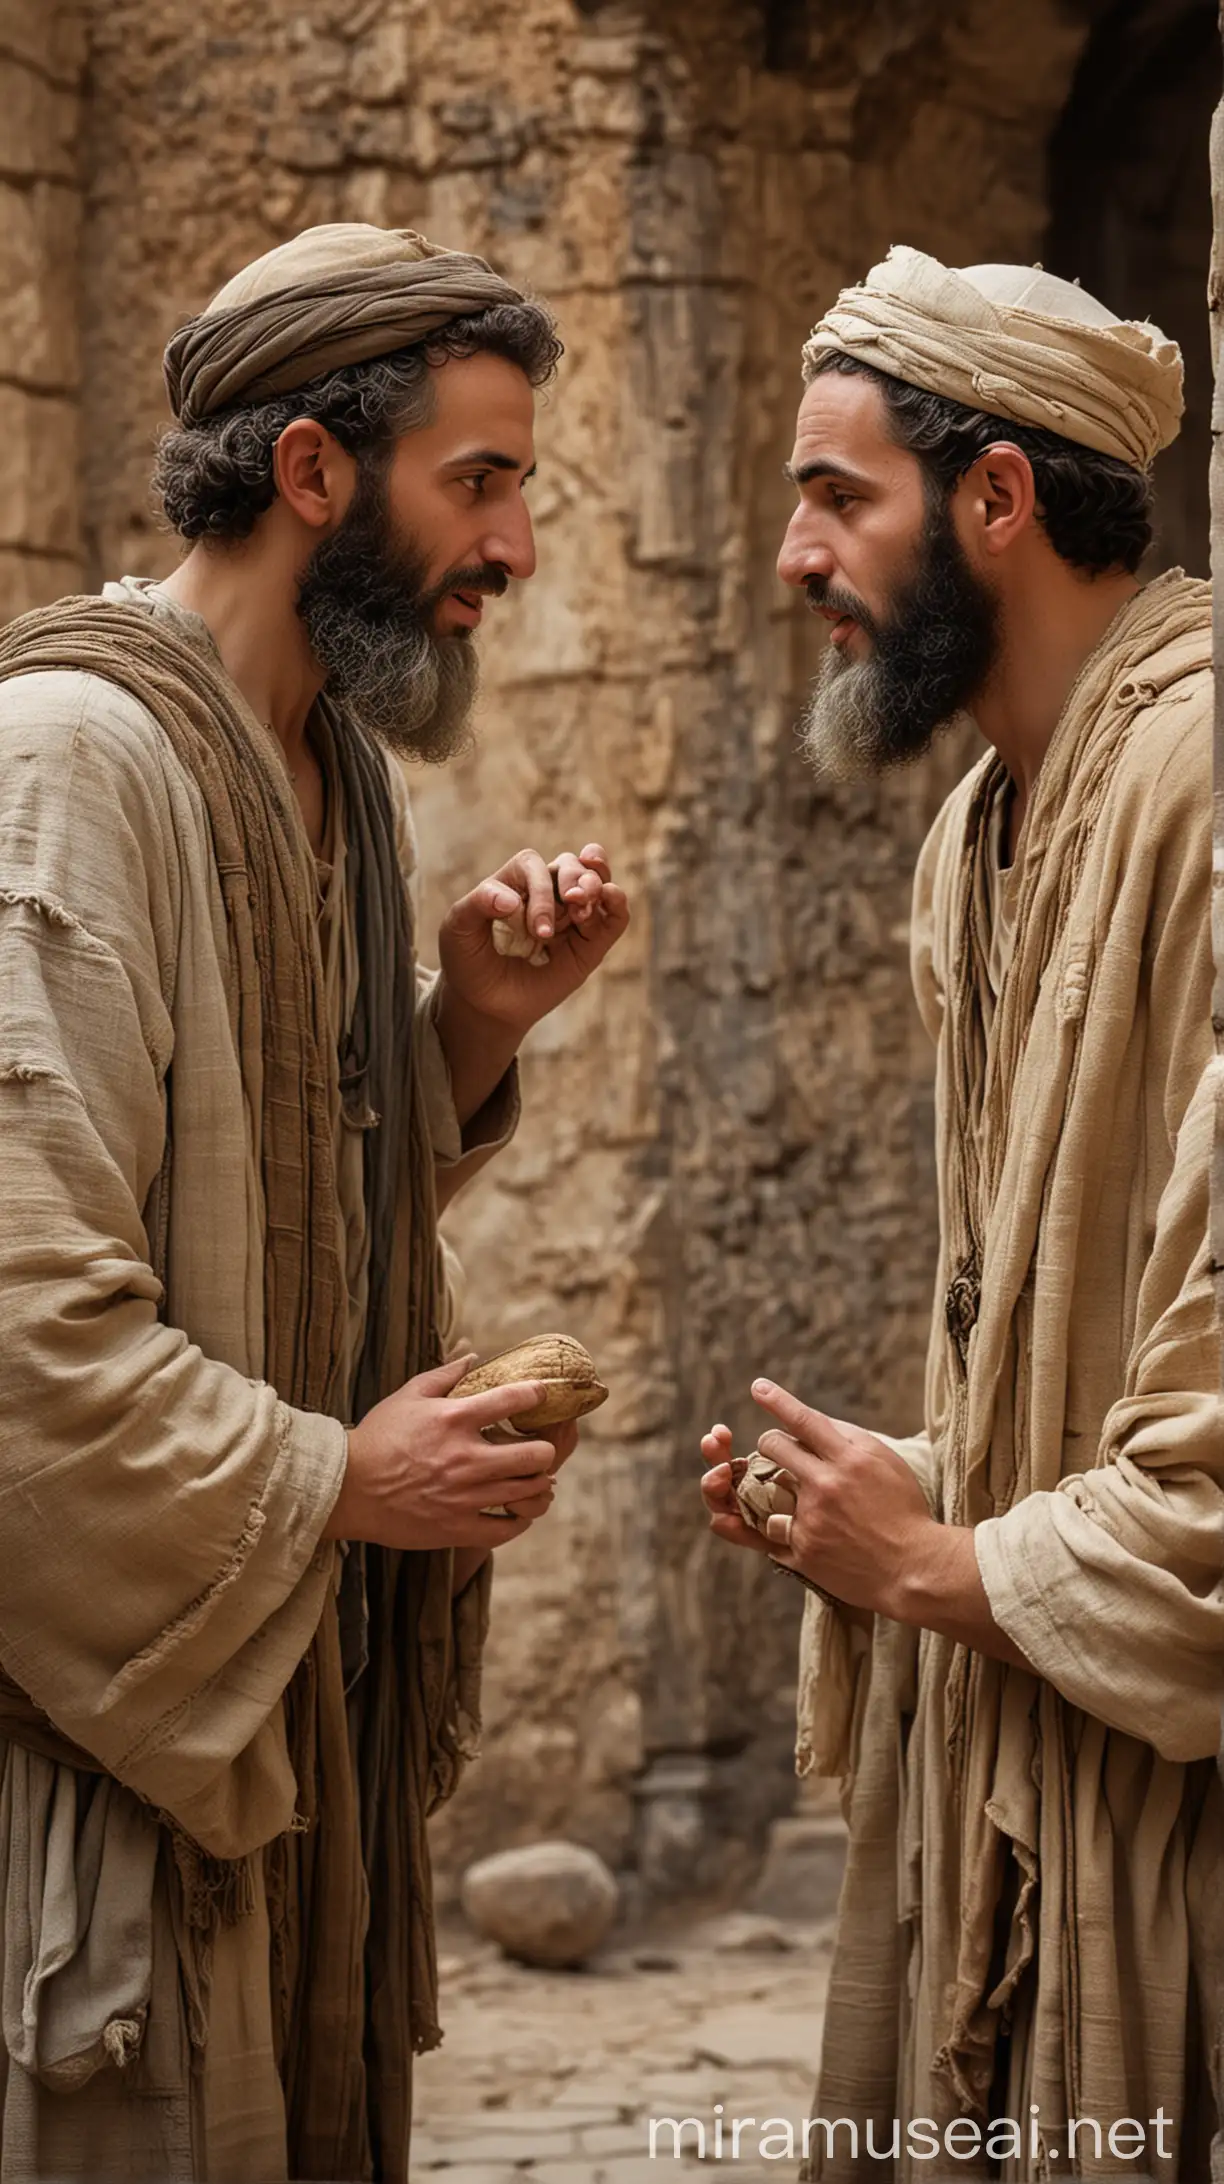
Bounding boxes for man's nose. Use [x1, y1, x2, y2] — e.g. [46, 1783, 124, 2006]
[777, 508, 834, 592]
[483, 504, 537, 583]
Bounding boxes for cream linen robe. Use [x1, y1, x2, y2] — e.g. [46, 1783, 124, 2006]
[796, 571, 1224, 2183]
[0, 580, 513, 2178]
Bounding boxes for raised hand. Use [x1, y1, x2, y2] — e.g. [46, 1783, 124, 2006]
[437, 841, 630, 1036]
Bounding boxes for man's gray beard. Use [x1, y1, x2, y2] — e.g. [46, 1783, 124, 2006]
[295, 465, 481, 763]
[311, 603, 480, 764]
[798, 645, 967, 781]
[800, 647, 900, 782]
[797, 498, 1000, 781]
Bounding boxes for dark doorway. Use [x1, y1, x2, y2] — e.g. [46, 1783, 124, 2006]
[1046, 0, 1220, 575]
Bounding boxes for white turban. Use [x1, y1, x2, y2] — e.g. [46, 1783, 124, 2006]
[802, 246, 1184, 471]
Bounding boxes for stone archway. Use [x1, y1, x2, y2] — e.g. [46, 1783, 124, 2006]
[1047, 0, 1221, 574]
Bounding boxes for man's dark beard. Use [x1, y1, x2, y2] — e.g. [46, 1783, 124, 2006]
[295, 460, 506, 762]
[800, 496, 999, 779]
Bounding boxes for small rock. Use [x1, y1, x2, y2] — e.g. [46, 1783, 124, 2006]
[712, 1912, 796, 1956]
[461, 1840, 619, 1969]
[630, 1950, 678, 1972]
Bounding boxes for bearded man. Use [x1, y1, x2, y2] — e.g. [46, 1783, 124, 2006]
[0, 225, 628, 2181]
[701, 251, 1222, 2178]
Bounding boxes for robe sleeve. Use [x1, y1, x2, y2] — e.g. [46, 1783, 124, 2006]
[0, 676, 348, 1857]
[975, 1059, 1224, 1763]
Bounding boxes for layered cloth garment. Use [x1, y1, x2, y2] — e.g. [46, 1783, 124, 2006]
[796, 572, 1224, 2181]
[0, 578, 511, 2180]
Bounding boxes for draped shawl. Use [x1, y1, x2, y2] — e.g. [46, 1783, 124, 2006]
[797, 571, 1223, 2178]
[0, 596, 458, 2180]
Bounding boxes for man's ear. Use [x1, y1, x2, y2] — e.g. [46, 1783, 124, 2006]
[957, 442, 1037, 559]
[271, 418, 356, 533]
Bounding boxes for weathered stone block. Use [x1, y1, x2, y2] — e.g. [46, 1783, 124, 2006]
[0, 386, 79, 552]
[750, 1815, 848, 1923]
[0, 0, 87, 86]
[0, 56, 78, 180]
[0, 178, 80, 387]
[348, 13, 411, 105]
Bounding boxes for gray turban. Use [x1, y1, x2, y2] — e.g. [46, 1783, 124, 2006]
[803, 246, 1184, 471]
[163, 223, 527, 427]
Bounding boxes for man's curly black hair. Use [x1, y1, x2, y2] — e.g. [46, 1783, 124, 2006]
[153, 298, 562, 543]
[810, 350, 1154, 576]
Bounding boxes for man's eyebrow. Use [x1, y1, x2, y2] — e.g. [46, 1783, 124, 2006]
[445, 447, 536, 479]
[783, 456, 873, 490]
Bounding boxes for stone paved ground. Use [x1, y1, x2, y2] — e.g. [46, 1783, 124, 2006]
[412, 1911, 833, 2182]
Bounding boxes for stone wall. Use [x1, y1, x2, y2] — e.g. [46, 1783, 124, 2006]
[10, 0, 1139, 1896]
[0, 0, 86, 619]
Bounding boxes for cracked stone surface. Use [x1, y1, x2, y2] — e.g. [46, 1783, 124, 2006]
[413, 1909, 833, 2181]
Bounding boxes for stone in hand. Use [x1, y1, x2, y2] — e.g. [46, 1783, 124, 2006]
[492, 900, 550, 967]
[730, 1449, 837, 1605]
[450, 1332, 609, 1433]
[451, 1333, 608, 1516]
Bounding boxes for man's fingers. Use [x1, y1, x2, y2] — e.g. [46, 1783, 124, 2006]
[570, 884, 629, 958]
[500, 849, 556, 943]
[451, 849, 620, 955]
[765, 1511, 798, 1551]
[751, 1378, 842, 1460]
[468, 1509, 534, 1542]
[542, 1419, 580, 1470]
[471, 1463, 552, 1502]
[451, 881, 521, 935]
[701, 1462, 736, 1512]
[502, 1485, 556, 1521]
[456, 1378, 547, 1429]
[473, 1433, 558, 1482]
[757, 1426, 803, 1471]
[756, 1425, 832, 1491]
[411, 1354, 478, 1397]
[551, 851, 602, 916]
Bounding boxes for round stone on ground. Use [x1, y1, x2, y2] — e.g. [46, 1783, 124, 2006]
[460, 1840, 619, 1968]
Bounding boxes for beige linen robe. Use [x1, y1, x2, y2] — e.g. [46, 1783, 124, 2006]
[798, 571, 1224, 2181]
[0, 581, 510, 2178]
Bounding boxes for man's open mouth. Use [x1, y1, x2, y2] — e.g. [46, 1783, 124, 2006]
[814, 604, 859, 643]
